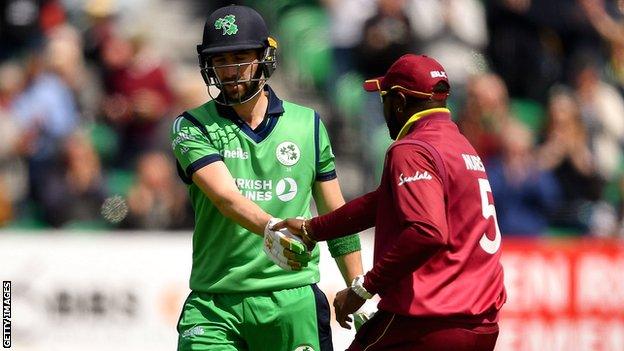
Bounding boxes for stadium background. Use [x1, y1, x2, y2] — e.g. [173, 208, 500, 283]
[0, 0, 623, 350]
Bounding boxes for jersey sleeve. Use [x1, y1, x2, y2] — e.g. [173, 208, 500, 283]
[387, 144, 448, 244]
[170, 114, 223, 180]
[363, 144, 448, 294]
[314, 112, 337, 181]
[311, 190, 378, 241]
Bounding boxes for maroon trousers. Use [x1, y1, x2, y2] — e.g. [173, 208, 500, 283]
[347, 311, 499, 351]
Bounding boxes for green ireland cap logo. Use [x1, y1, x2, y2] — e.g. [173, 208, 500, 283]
[214, 15, 238, 35]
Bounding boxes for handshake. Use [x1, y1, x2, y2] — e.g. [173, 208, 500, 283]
[263, 217, 315, 271]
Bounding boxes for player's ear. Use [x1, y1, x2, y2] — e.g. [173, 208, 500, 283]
[395, 92, 408, 114]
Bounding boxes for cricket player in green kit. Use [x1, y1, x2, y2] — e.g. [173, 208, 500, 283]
[171, 5, 363, 351]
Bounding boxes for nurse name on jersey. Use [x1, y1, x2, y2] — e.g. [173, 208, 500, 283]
[462, 154, 485, 172]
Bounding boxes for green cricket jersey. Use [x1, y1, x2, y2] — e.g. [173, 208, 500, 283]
[171, 86, 360, 293]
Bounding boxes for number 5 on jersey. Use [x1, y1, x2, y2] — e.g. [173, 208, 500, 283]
[478, 178, 501, 254]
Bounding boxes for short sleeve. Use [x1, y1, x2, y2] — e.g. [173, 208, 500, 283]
[315, 112, 337, 181]
[170, 114, 223, 180]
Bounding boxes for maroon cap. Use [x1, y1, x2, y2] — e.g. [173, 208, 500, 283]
[363, 54, 450, 100]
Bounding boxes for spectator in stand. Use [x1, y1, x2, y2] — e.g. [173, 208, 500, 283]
[82, 0, 119, 67]
[355, 0, 417, 79]
[45, 25, 85, 92]
[169, 67, 208, 114]
[38, 131, 107, 227]
[45, 23, 104, 125]
[579, 0, 624, 47]
[457, 73, 512, 163]
[100, 33, 174, 168]
[607, 42, 624, 97]
[321, 0, 375, 81]
[485, 0, 602, 102]
[0, 62, 30, 226]
[11, 45, 80, 208]
[0, 0, 43, 62]
[355, 0, 418, 188]
[616, 174, 624, 237]
[408, 0, 489, 92]
[571, 53, 624, 182]
[537, 87, 605, 233]
[487, 118, 561, 235]
[124, 151, 192, 230]
[0, 179, 11, 226]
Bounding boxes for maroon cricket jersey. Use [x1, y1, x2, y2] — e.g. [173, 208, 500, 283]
[365, 109, 505, 322]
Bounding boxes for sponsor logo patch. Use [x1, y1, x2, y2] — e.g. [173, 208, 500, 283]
[276, 178, 297, 202]
[430, 70, 447, 78]
[398, 171, 432, 186]
[171, 132, 194, 150]
[181, 326, 204, 339]
[221, 147, 249, 159]
[235, 178, 272, 201]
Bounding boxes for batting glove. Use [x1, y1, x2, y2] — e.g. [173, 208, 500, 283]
[264, 218, 311, 271]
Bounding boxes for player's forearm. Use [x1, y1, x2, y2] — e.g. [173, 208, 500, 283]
[334, 250, 364, 286]
[313, 178, 346, 214]
[310, 190, 378, 240]
[212, 192, 272, 236]
[192, 164, 272, 236]
[314, 179, 364, 284]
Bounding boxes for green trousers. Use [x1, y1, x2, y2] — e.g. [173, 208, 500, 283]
[177, 284, 333, 351]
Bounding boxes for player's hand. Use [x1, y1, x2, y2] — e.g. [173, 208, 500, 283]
[333, 287, 366, 329]
[263, 218, 311, 271]
[272, 218, 316, 250]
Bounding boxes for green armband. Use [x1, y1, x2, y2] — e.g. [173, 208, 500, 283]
[327, 233, 361, 257]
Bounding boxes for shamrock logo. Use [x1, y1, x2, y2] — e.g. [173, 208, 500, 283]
[280, 144, 298, 160]
[276, 142, 301, 166]
[293, 346, 315, 351]
[214, 15, 238, 35]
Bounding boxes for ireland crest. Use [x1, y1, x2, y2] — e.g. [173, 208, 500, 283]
[276, 141, 300, 166]
[214, 15, 238, 35]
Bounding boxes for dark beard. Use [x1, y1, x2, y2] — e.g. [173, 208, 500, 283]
[220, 64, 264, 105]
[385, 112, 402, 140]
[222, 79, 261, 104]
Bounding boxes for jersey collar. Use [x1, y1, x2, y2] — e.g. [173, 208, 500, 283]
[215, 85, 285, 143]
[215, 85, 285, 120]
[396, 108, 450, 140]
[265, 85, 285, 116]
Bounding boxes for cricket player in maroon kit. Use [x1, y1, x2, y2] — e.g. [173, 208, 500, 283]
[274, 54, 506, 350]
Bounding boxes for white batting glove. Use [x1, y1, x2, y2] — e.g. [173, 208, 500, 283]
[264, 218, 311, 271]
[353, 311, 376, 331]
[353, 299, 378, 331]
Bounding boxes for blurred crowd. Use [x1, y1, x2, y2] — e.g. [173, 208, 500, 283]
[1, 0, 624, 237]
[0, 0, 199, 230]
